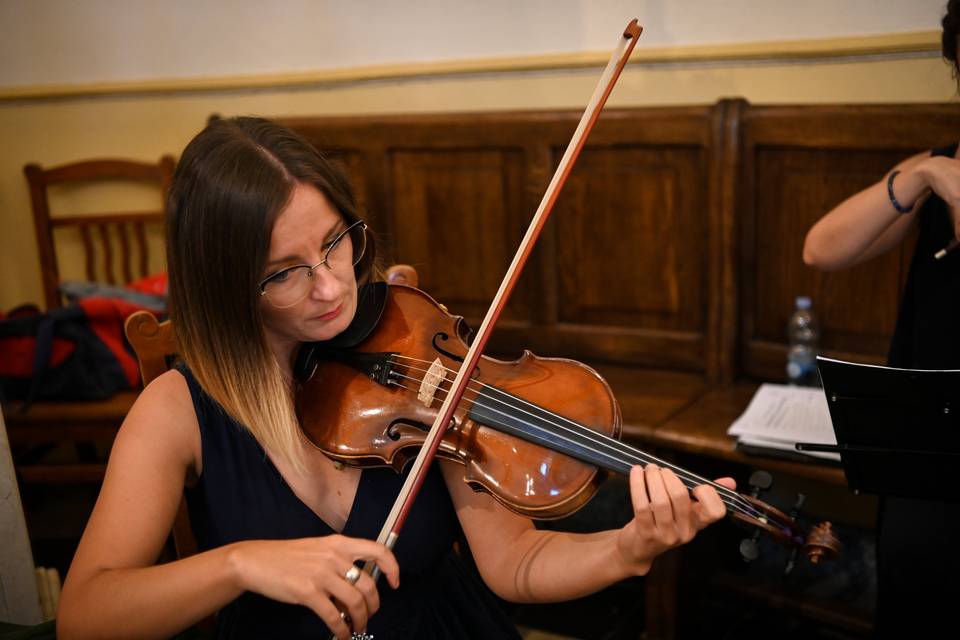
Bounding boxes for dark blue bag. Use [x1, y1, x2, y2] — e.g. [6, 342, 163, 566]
[0, 303, 133, 410]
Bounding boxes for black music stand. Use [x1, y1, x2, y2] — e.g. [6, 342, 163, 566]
[795, 356, 960, 500]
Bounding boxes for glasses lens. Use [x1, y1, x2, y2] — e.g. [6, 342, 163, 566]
[349, 222, 367, 267]
[262, 266, 311, 308]
[324, 220, 367, 269]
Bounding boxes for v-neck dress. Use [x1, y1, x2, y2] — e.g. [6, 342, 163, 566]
[177, 366, 520, 639]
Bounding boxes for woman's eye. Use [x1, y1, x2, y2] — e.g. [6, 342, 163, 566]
[271, 270, 291, 283]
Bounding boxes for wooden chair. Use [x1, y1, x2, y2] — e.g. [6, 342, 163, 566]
[7, 156, 176, 487]
[24, 156, 176, 311]
[123, 264, 418, 558]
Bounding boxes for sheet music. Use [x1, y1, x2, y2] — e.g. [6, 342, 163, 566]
[728, 384, 840, 461]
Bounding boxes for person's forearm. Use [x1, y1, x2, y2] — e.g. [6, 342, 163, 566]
[58, 543, 244, 640]
[803, 167, 928, 271]
[485, 528, 639, 603]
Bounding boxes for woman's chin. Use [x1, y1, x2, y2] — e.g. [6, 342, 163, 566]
[303, 316, 352, 343]
[301, 327, 341, 343]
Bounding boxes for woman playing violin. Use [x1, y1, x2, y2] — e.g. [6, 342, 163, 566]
[57, 116, 735, 640]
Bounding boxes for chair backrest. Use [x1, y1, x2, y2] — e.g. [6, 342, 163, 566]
[124, 311, 178, 387]
[25, 156, 176, 310]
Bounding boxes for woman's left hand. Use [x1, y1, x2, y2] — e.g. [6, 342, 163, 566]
[616, 464, 735, 575]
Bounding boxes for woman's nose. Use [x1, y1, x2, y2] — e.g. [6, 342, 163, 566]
[307, 264, 340, 299]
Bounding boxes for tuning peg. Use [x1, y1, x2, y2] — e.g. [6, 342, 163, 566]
[784, 546, 799, 576]
[739, 471, 774, 563]
[747, 470, 773, 497]
[739, 537, 760, 563]
[739, 513, 764, 563]
[789, 493, 806, 520]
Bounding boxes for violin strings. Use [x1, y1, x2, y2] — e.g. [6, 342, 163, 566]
[387, 372, 761, 523]
[387, 355, 763, 520]
[386, 356, 761, 520]
[385, 355, 771, 525]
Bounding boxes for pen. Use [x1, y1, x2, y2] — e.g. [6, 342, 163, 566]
[935, 238, 960, 260]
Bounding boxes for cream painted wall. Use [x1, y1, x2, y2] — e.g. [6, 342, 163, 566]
[0, 0, 947, 87]
[0, 1, 957, 312]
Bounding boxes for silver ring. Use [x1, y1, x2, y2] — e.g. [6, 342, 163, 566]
[344, 565, 361, 583]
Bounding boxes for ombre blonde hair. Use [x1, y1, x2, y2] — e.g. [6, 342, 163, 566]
[166, 117, 378, 472]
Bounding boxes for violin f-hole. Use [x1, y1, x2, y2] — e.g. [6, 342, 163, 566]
[432, 332, 482, 378]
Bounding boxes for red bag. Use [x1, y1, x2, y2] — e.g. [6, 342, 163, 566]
[0, 298, 157, 409]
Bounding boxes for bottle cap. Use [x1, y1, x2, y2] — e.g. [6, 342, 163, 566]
[795, 296, 812, 310]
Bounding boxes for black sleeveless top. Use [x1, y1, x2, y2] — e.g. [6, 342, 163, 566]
[888, 142, 960, 369]
[178, 366, 520, 639]
[878, 143, 960, 637]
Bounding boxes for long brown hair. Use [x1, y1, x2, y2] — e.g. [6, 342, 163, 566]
[166, 116, 377, 471]
[943, 0, 960, 78]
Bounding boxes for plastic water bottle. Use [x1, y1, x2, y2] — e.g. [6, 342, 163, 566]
[786, 296, 819, 386]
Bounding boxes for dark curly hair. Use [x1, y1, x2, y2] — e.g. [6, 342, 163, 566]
[942, 0, 960, 75]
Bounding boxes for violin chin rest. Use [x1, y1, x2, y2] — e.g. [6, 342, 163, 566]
[293, 281, 389, 383]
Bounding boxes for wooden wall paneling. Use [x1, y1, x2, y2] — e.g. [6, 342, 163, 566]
[325, 150, 373, 219]
[552, 143, 706, 369]
[738, 102, 761, 380]
[389, 147, 531, 322]
[745, 105, 960, 149]
[737, 104, 960, 381]
[509, 142, 560, 359]
[282, 113, 544, 357]
[281, 108, 719, 372]
[705, 98, 746, 383]
[511, 107, 717, 369]
[545, 108, 715, 371]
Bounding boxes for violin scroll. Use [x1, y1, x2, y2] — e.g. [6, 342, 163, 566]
[731, 473, 841, 570]
[804, 522, 841, 564]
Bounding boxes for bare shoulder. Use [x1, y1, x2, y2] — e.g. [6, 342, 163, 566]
[129, 368, 193, 418]
[114, 368, 200, 478]
[64, 369, 200, 579]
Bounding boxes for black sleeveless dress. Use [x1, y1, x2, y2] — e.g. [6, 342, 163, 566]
[177, 366, 521, 639]
[880, 142, 960, 637]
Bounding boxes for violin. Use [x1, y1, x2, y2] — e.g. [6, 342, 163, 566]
[295, 282, 841, 564]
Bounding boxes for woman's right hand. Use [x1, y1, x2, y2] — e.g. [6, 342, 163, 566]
[228, 534, 400, 639]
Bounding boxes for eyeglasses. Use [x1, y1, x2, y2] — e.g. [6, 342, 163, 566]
[258, 219, 367, 308]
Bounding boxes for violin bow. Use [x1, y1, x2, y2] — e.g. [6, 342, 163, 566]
[360, 17, 643, 583]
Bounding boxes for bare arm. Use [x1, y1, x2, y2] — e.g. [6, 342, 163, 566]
[803, 150, 960, 271]
[57, 370, 399, 640]
[440, 460, 732, 603]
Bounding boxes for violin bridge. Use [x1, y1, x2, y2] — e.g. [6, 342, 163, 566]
[418, 357, 447, 407]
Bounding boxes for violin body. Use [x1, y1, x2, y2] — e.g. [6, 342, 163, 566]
[297, 284, 622, 519]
